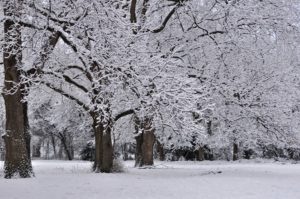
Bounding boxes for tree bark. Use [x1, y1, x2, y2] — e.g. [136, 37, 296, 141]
[2, 0, 33, 178]
[92, 113, 113, 173]
[92, 112, 103, 172]
[135, 118, 155, 167]
[23, 102, 31, 160]
[59, 132, 73, 161]
[196, 146, 205, 161]
[207, 120, 213, 136]
[50, 133, 57, 159]
[156, 140, 165, 161]
[32, 140, 41, 158]
[101, 125, 113, 173]
[135, 133, 143, 167]
[233, 142, 239, 161]
[58, 141, 63, 159]
[122, 143, 129, 161]
[45, 140, 50, 159]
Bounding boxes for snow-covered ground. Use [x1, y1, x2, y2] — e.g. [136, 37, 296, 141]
[0, 159, 300, 199]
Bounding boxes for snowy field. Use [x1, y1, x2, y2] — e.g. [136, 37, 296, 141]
[1, 160, 300, 199]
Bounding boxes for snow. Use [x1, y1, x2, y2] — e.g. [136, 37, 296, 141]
[0, 160, 300, 199]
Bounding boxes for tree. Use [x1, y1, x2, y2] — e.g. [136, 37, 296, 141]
[2, 0, 33, 178]
[125, 0, 300, 162]
[29, 90, 93, 161]
[15, 0, 137, 172]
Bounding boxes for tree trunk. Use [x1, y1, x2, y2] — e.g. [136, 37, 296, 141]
[233, 142, 239, 161]
[59, 133, 73, 161]
[156, 140, 165, 161]
[135, 118, 155, 167]
[2, 0, 33, 178]
[58, 141, 63, 159]
[92, 113, 103, 172]
[196, 146, 205, 161]
[45, 140, 50, 159]
[207, 120, 213, 135]
[32, 141, 41, 158]
[23, 102, 31, 160]
[101, 125, 113, 173]
[93, 123, 102, 172]
[141, 119, 155, 166]
[50, 133, 57, 159]
[122, 143, 129, 161]
[92, 113, 113, 173]
[66, 133, 74, 160]
[135, 133, 143, 167]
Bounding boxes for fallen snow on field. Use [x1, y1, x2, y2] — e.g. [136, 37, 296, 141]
[1, 160, 300, 199]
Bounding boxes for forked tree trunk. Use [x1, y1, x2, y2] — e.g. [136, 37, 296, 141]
[2, 0, 32, 178]
[135, 118, 155, 167]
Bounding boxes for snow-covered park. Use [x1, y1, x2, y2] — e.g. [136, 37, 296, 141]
[1, 160, 300, 199]
[1, 2, 300, 199]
